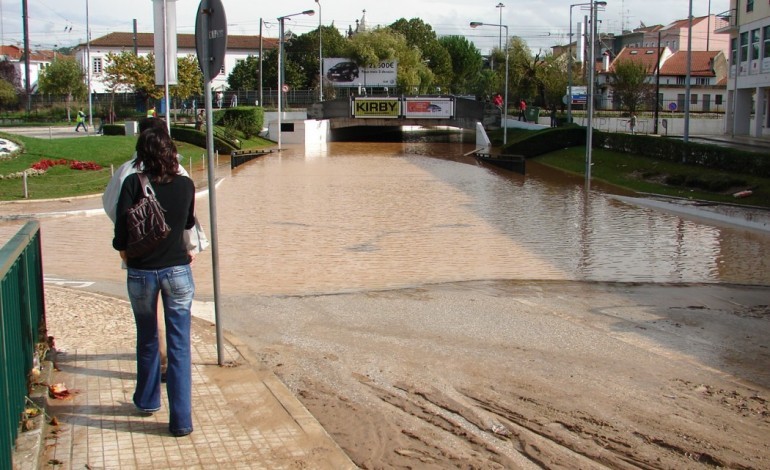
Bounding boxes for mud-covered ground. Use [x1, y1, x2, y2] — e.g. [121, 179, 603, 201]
[222, 281, 770, 469]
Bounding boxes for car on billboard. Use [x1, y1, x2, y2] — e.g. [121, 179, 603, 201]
[427, 104, 442, 112]
[326, 62, 359, 82]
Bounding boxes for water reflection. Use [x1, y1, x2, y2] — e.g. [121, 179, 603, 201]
[31, 141, 770, 297]
[204, 142, 770, 296]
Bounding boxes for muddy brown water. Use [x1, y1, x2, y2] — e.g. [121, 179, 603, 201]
[24, 140, 770, 295]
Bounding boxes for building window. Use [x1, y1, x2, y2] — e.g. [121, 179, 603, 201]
[763, 26, 770, 59]
[731, 37, 738, 64]
[691, 94, 698, 104]
[740, 31, 749, 61]
[751, 29, 760, 60]
[220, 64, 225, 75]
[676, 76, 686, 85]
[696, 77, 709, 85]
[715, 95, 723, 105]
[746, 0, 753, 12]
[92, 57, 102, 75]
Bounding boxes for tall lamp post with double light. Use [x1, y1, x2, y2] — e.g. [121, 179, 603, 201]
[277, 9, 314, 149]
[315, 0, 323, 101]
[567, 1, 606, 124]
[470, 21, 509, 145]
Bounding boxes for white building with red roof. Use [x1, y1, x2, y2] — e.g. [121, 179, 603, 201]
[72, 32, 277, 95]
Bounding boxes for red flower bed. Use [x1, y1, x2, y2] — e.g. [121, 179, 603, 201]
[70, 161, 102, 171]
[30, 159, 102, 171]
[31, 159, 67, 171]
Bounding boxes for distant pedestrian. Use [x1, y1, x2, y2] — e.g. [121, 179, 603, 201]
[147, 105, 157, 118]
[216, 91, 223, 109]
[629, 113, 637, 134]
[550, 106, 558, 127]
[492, 94, 503, 109]
[75, 109, 87, 132]
[195, 110, 204, 131]
[230, 94, 238, 107]
[518, 99, 527, 122]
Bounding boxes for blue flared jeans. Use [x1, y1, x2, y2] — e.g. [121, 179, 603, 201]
[127, 264, 195, 436]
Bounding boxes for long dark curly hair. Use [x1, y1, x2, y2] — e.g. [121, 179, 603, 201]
[134, 127, 179, 183]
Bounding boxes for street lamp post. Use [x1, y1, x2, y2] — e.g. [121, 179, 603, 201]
[86, 0, 92, 130]
[277, 9, 314, 149]
[585, 1, 606, 184]
[470, 21, 509, 145]
[496, 3, 505, 50]
[568, 2, 607, 126]
[315, 0, 322, 102]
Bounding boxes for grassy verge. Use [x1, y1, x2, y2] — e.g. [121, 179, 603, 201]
[0, 132, 271, 201]
[535, 146, 770, 208]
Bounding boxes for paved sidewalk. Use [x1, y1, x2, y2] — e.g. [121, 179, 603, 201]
[25, 286, 355, 469]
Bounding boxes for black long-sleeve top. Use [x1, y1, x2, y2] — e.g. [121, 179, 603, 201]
[113, 173, 195, 269]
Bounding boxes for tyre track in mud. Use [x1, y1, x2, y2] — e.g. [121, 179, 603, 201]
[229, 282, 770, 469]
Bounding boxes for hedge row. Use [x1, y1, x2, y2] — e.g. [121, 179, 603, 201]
[505, 126, 770, 177]
[219, 107, 264, 138]
[101, 123, 238, 153]
[592, 131, 770, 178]
[502, 126, 586, 157]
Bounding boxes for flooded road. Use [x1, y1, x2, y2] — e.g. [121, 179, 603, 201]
[31, 140, 770, 296]
[18, 139, 770, 469]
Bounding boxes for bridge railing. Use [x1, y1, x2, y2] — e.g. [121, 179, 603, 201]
[0, 221, 46, 469]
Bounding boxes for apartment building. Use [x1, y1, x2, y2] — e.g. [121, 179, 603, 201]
[717, 0, 770, 137]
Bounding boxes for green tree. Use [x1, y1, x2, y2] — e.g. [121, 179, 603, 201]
[0, 79, 18, 110]
[171, 54, 203, 102]
[344, 28, 433, 94]
[103, 50, 162, 109]
[37, 56, 87, 120]
[508, 37, 538, 103]
[0, 60, 21, 91]
[260, 48, 305, 95]
[227, 55, 260, 90]
[610, 59, 654, 114]
[389, 18, 452, 93]
[437, 35, 483, 94]
[535, 53, 569, 109]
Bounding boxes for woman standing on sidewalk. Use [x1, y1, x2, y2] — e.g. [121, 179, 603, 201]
[112, 127, 196, 437]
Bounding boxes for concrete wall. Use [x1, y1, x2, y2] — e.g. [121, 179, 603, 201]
[264, 111, 309, 143]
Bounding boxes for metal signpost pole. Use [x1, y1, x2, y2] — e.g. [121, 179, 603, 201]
[316, 0, 322, 101]
[196, 0, 226, 365]
[277, 17, 283, 149]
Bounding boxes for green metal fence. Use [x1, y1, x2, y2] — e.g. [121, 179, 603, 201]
[0, 221, 46, 469]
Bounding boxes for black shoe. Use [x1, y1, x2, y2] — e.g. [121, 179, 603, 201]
[170, 428, 193, 437]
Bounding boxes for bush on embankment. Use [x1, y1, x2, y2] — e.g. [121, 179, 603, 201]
[504, 126, 770, 178]
[101, 123, 238, 153]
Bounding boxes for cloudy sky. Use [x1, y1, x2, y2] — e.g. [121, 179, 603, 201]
[2, 0, 729, 53]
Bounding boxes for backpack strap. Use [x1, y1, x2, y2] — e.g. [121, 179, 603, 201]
[137, 173, 156, 198]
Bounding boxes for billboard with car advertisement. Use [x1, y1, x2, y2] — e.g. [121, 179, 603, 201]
[403, 98, 453, 118]
[352, 97, 401, 118]
[324, 58, 397, 87]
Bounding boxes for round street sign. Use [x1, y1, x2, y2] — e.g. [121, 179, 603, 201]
[562, 94, 570, 105]
[195, 0, 227, 80]
[282, 84, 290, 93]
[668, 102, 677, 111]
